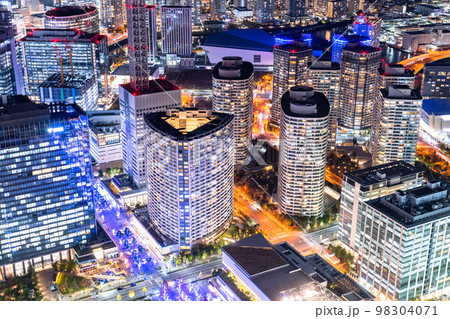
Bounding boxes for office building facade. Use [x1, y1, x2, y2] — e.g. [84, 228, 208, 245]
[271, 42, 312, 125]
[145, 109, 234, 251]
[0, 31, 14, 96]
[358, 181, 450, 300]
[421, 58, 450, 99]
[338, 44, 381, 131]
[88, 110, 122, 164]
[38, 73, 98, 111]
[119, 80, 181, 188]
[278, 86, 330, 217]
[0, 96, 96, 278]
[338, 161, 423, 254]
[371, 86, 422, 166]
[161, 6, 192, 57]
[19, 29, 108, 100]
[306, 60, 340, 151]
[213, 57, 254, 166]
[256, 0, 274, 24]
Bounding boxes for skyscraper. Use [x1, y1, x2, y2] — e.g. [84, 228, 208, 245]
[338, 161, 423, 254]
[126, 0, 151, 93]
[120, 1, 182, 188]
[358, 181, 450, 300]
[44, 6, 100, 34]
[0, 96, 96, 278]
[119, 80, 181, 188]
[0, 31, 14, 95]
[271, 42, 312, 126]
[353, 12, 381, 47]
[256, 0, 274, 24]
[145, 109, 234, 251]
[210, 0, 226, 19]
[147, 5, 158, 65]
[307, 60, 340, 151]
[371, 85, 422, 165]
[278, 86, 330, 217]
[161, 6, 192, 57]
[213, 57, 254, 166]
[331, 34, 371, 65]
[19, 29, 108, 99]
[338, 44, 381, 132]
[98, 0, 125, 28]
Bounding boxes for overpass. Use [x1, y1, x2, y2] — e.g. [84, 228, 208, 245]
[398, 50, 450, 74]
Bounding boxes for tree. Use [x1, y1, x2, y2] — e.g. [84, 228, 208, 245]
[68, 260, 77, 272]
[106, 168, 112, 176]
[98, 170, 104, 177]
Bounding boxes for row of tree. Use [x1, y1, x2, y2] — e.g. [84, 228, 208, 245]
[0, 265, 43, 301]
[52, 259, 77, 272]
[329, 244, 354, 273]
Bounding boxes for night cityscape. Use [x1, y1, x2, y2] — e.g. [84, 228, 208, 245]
[0, 0, 450, 311]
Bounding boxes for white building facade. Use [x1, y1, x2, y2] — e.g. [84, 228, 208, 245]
[278, 86, 330, 216]
[145, 109, 234, 251]
[213, 57, 254, 166]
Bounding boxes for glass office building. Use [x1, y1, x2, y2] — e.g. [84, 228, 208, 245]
[0, 96, 96, 278]
[358, 181, 450, 300]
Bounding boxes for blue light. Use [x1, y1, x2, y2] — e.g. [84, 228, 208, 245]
[47, 126, 64, 133]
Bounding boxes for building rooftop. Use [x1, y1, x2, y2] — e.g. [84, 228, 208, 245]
[45, 5, 97, 18]
[111, 64, 159, 77]
[425, 57, 450, 67]
[334, 34, 371, 44]
[281, 86, 330, 119]
[273, 42, 311, 53]
[381, 85, 422, 100]
[39, 73, 95, 89]
[422, 98, 450, 116]
[145, 108, 233, 141]
[212, 56, 254, 80]
[307, 60, 340, 70]
[343, 43, 381, 54]
[0, 95, 86, 125]
[202, 29, 275, 52]
[378, 63, 415, 77]
[367, 181, 450, 228]
[120, 78, 180, 95]
[20, 29, 106, 43]
[222, 234, 341, 301]
[344, 161, 423, 187]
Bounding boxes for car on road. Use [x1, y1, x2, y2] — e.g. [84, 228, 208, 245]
[117, 287, 124, 291]
[131, 283, 136, 287]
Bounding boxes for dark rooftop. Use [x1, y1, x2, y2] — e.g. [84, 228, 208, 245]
[145, 109, 233, 141]
[222, 246, 288, 276]
[343, 43, 381, 54]
[281, 87, 330, 119]
[45, 6, 97, 18]
[120, 78, 180, 95]
[273, 42, 311, 53]
[212, 60, 254, 81]
[422, 98, 450, 116]
[344, 161, 422, 187]
[425, 57, 450, 67]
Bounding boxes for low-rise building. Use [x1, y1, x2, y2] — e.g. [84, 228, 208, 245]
[420, 99, 450, 145]
[39, 73, 98, 111]
[88, 110, 122, 164]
